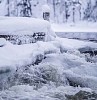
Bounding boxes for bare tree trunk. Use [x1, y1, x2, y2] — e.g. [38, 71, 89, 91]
[53, 0, 56, 18]
[72, 2, 75, 23]
[64, 1, 67, 22]
[28, 0, 32, 16]
[7, 0, 10, 16]
[15, 0, 18, 16]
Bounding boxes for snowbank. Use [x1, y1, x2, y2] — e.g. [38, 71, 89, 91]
[0, 17, 58, 43]
[0, 36, 97, 95]
[55, 37, 97, 50]
[42, 4, 51, 13]
[0, 38, 6, 47]
[0, 37, 97, 72]
[52, 23, 97, 41]
[52, 22, 97, 33]
[0, 0, 7, 16]
[0, 41, 60, 72]
[0, 17, 50, 35]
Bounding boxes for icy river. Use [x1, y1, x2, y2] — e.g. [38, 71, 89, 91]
[0, 37, 97, 100]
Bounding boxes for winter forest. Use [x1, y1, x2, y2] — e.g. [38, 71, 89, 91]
[0, 0, 97, 100]
[0, 0, 97, 22]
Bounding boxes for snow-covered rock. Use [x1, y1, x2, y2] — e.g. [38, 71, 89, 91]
[0, 17, 49, 35]
[0, 34, 97, 97]
[0, 38, 6, 47]
[0, 17, 56, 42]
[42, 4, 51, 13]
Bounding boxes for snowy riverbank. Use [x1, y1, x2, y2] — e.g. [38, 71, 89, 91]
[0, 37, 97, 99]
[0, 17, 97, 99]
[52, 22, 97, 41]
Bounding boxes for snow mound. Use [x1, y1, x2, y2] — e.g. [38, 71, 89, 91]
[0, 38, 6, 47]
[0, 36, 97, 93]
[55, 37, 97, 50]
[42, 4, 51, 13]
[0, 17, 57, 42]
[0, 17, 50, 35]
[52, 23, 97, 33]
[0, 41, 60, 72]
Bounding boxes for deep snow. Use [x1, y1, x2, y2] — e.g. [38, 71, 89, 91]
[52, 22, 97, 33]
[0, 16, 97, 99]
[0, 17, 50, 35]
[52, 23, 97, 41]
[0, 37, 97, 72]
[0, 37, 97, 99]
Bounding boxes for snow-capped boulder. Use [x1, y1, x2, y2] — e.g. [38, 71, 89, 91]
[0, 17, 50, 35]
[0, 17, 56, 44]
[0, 38, 6, 47]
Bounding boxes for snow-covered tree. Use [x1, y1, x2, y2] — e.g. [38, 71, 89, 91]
[83, 0, 97, 22]
[6, 0, 10, 16]
[90, 0, 97, 21]
[84, 0, 92, 20]
[0, 0, 97, 22]
[17, 0, 32, 17]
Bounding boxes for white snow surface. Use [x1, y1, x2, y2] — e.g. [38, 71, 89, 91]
[0, 17, 97, 99]
[0, 17, 50, 35]
[0, 41, 60, 72]
[0, 38, 6, 47]
[0, 37, 97, 99]
[0, 37, 97, 71]
[55, 37, 97, 50]
[52, 23, 97, 40]
[0, 37, 97, 86]
[42, 4, 51, 13]
[52, 22, 97, 33]
[0, 0, 7, 16]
